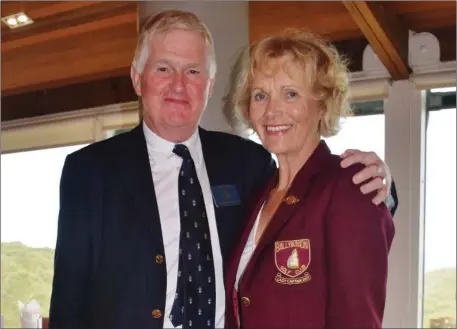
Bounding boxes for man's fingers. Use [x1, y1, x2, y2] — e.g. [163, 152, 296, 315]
[353, 162, 385, 184]
[341, 151, 379, 168]
[372, 186, 389, 205]
[340, 149, 359, 159]
[341, 152, 362, 168]
[360, 176, 384, 194]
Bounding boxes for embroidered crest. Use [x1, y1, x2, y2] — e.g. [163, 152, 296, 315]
[274, 239, 311, 285]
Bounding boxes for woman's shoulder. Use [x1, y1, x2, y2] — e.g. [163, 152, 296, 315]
[311, 151, 369, 199]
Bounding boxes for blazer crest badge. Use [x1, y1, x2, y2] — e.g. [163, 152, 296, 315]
[274, 239, 311, 285]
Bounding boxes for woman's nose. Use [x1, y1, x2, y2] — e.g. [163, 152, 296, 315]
[265, 97, 283, 117]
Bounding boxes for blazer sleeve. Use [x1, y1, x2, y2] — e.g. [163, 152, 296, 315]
[386, 179, 399, 217]
[325, 163, 395, 328]
[49, 153, 93, 329]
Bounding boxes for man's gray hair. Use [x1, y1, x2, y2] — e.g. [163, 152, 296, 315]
[132, 9, 217, 78]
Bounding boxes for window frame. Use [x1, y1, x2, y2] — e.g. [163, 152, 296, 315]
[1, 101, 140, 154]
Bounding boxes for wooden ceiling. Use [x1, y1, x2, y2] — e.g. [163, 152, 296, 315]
[1, 1, 138, 96]
[1, 1, 456, 121]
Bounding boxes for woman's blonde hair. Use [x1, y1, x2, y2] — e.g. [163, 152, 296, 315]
[132, 9, 217, 78]
[232, 29, 352, 137]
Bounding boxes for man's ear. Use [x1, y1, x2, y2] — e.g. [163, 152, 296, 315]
[208, 77, 216, 98]
[131, 66, 142, 97]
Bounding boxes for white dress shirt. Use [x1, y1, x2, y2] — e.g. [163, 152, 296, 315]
[142, 122, 225, 328]
[234, 203, 263, 290]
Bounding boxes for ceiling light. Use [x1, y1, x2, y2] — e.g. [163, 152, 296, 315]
[6, 17, 17, 26]
[1, 12, 33, 29]
[17, 14, 29, 23]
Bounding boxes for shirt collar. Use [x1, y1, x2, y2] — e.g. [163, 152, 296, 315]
[142, 121, 202, 166]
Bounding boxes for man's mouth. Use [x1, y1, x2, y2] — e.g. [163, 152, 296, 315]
[164, 98, 189, 105]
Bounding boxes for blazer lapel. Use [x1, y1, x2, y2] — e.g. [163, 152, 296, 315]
[199, 127, 231, 256]
[226, 174, 276, 284]
[247, 142, 333, 269]
[199, 127, 219, 196]
[119, 124, 165, 252]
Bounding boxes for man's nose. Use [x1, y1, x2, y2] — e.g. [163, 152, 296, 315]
[170, 73, 185, 93]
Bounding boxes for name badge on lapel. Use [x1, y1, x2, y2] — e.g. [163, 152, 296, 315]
[211, 184, 241, 207]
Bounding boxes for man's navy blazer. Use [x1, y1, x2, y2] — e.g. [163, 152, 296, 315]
[48, 124, 276, 329]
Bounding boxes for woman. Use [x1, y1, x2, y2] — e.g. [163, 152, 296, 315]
[225, 29, 395, 328]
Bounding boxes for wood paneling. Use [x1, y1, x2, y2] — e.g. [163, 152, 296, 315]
[1, 1, 98, 19]
[1, 2, 103, 36]
[1, 1, 138, 96]
[2, 11, 136, 52]
[343, 1, 410, 80]
[382, 1, 456, 31]
[2, 21, 137, 95]
[249, 1, 362, 43]
[1, 75, 137, 121]
[333, 38, 368, 72]
[2, 2, 135, 40]
[430, 26, 456, 63]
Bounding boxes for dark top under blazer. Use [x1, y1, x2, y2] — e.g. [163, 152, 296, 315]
[225, 141, 396, 329]
[48, 124, 276, 329]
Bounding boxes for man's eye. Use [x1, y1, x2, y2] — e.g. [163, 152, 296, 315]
[189, 69, 200, 75]
[157, 67, 168, 72]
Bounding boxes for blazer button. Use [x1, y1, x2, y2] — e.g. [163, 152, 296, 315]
[155, 254, 164, 264]
[151, 309, 162, 319]
[241, 297, 250, 307]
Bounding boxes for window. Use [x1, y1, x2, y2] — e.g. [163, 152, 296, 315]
[1, 144, 88, 328]
[104, 127, 132, 139]
[0, 102, 139, 327]
[422, 88, 456, 328]
[324, 100, 385, 160]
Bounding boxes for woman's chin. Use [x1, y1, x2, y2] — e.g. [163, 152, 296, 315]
[264, 142, 291, 157]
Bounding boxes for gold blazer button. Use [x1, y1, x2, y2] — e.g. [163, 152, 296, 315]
[155, 254, 164, 264]
[241, 297, 251, 307]
[151, 309, 162, 319]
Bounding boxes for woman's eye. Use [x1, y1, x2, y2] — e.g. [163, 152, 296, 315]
[286, 91, 297, 99]
[254, 93, 266, 101]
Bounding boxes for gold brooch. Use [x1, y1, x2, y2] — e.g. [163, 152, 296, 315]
[284, 195, 300, 205]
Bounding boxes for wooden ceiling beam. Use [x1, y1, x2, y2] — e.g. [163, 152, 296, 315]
[1, 1, 103, 21]
[343, 1, 410, 80]
[1, 11, 137, 52]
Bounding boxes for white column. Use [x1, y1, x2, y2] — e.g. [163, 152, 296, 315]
[383, 80, 427, 328]
[138, 1, 250, 134]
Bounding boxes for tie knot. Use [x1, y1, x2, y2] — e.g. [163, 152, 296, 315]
[173, 144, 191, 159]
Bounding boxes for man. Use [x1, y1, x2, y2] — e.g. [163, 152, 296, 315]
[49, 9, 397, 329]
